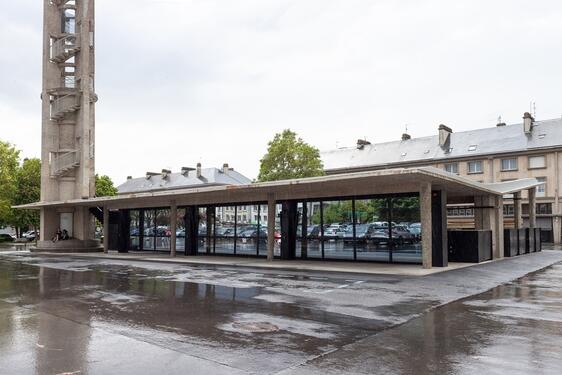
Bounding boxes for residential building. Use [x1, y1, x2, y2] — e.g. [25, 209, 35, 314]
[321, 114, 562, 244]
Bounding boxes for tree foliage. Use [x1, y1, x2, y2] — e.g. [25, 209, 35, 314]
[311, 197, 420, 225]
[0, 141, 20, 227]
[257, 129, 324, 182]
[95, 174, 118, 197]
[12, 158, 41, 233]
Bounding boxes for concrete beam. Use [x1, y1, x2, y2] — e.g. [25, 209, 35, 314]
[420, 182, 432, 269]
[170, 203, 177, 257]
[267, 196, 276, 261]
[103, 206, 109, 254]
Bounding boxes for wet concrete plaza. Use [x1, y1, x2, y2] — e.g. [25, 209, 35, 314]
[1, 249, 562, 374]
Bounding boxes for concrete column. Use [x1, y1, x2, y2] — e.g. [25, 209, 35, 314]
[170, 203, 177, 257]
[474, 196, 484, 230]
[528, 188, 537, 228]
[513, 192, 522, 229]
[554, 217, 561, 245]
[494, 195, 504, 259]
[420, 182, 432, 269]
[267, 196, 276, 261]
[103, 206, 109, 254]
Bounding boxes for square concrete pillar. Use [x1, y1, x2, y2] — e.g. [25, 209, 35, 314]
[528, 188, 537, 228]
[170, 203, 177, 257]
[103, 207, 109, 254]
[493, 195, 504, 259]
[420, 182, 432, 269]
[474, 196, 484, 230]
[267, 196, 276, 261]
[513, 192, 522, 229]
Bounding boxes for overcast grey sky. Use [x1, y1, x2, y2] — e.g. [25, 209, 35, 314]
[1, 0, 561, 184]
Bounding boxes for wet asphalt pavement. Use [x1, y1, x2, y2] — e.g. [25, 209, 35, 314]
[0, 250, 561, 374]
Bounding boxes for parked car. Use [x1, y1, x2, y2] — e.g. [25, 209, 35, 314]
[324, 224, 347, 239]
[306, 225, 321, 239]
[408, 222, 421, 239]
[392, 225, 416, 244]
[0, 233, 15, 242]
[343, 224, 377, 243]
[23, 230, 39, 241]
[371, 229, 390, 245]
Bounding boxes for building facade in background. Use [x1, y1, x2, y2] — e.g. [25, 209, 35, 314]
[322, 114, 562, 244]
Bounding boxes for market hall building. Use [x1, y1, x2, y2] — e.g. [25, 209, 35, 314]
[18, 167, 543, 269]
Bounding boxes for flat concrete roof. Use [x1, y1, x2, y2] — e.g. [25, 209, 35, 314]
[16, 167, 542, 210]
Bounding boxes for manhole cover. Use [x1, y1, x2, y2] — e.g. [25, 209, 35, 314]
[231, 322, 279, 333]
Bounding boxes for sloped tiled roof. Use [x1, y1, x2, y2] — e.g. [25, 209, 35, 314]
[117, 168, 252, 194]
[322, 118, 562, 172]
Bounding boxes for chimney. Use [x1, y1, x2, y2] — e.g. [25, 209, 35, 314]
[127, 176, 132, 180]
[496, 115, 506, 127]
[196, 163, 202, 178]
[401, 133, 411, 141]
[161, 169, 171, 179]
[523, 112, 534, 134]
[438, 124, 452, 147]
[145, 172, 159, 179]
[181, 167, 195, 176]
[356, 139, 371, 150]
[222, 163, 229, 174]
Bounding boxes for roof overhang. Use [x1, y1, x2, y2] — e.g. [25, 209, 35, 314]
[14, 167, 541, 210]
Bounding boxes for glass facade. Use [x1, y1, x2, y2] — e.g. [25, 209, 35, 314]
[124, 194, 422, 264]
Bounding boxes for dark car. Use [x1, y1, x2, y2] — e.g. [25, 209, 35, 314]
[0, 233, 15, 242]
[343, 224, 377, 243]
[306, 225, 321, 239]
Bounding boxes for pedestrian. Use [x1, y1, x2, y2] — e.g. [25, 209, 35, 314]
[52, 229, 62, 243]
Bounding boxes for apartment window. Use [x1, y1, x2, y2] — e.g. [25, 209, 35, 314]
[503, 204, 514, 216]
[467, 161, 483, 174]
[501, 158, 518, 171]
[444, 163, 459, 174]
[528, 155, 546, 169]
[536, 177, 546, 197]
[523, 203, 552, 215]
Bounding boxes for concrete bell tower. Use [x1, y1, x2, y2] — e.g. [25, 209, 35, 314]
[38, 0, 101, 251]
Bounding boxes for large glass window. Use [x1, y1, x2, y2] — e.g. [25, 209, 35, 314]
[390, 197, 421, 264]
[176, 208, 186, 251]
[236, 205, 257, 255]
[322, 200, 354, 260]
[467, 161, 483, 174]
[143, 210, 156, 250]
[501, 158, 518, 171]
[356, 198, 391, 262]
[154, 209, 171, 251]
[215, 205, 235, 255]
[307, 201, 323, 259]
[129, 210, 140, 250]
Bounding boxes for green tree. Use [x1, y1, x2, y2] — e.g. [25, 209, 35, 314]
[257, 129, 324, 182]
[0, 141, 20, 228]
[95, 174, 118, 197]
[12, 158, 41, 237]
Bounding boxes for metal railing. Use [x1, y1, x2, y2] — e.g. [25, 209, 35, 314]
[50, 150, 80, 177]
[51, 34, 80, 63]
